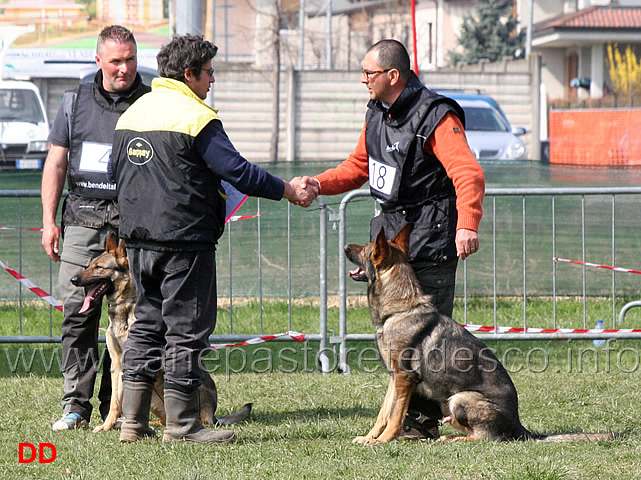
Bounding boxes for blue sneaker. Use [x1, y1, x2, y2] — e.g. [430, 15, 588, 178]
[52, 412, 88, 431]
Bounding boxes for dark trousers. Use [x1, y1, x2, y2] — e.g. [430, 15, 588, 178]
[122, 248, 217, 390]
[410, 256, 458, 317]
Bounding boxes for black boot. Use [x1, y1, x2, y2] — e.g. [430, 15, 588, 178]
[119, 381, 157, 442]
[163, 386, 235, 445]
[397, 410, 441, 440]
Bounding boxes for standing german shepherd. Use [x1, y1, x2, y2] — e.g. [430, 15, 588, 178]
[345, 223, 615, 444]
[71, 232, 251, 433]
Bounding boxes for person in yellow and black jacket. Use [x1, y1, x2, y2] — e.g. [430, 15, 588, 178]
[110, 34, 313, 445]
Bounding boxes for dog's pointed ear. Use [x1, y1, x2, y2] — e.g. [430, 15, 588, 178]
[392, 223, 413, 256]
[105, 232, 117, 253]
[372, 226, 390, 265]
[115, 239, 129, 267]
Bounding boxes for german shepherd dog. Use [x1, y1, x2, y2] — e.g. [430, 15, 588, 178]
[71, 232, 252, 433]
[344, 223, 615, 444]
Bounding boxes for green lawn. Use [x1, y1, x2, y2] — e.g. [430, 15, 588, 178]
[2, 351, 640, 479]
[1, 301, 641, 479]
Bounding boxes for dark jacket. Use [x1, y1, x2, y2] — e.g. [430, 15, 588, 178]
[366, 73, 465, 263]
[112, 78, 232, 250]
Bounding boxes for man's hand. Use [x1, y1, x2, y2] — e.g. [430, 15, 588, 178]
[298, 176, 321, 195]
[42, 222, 61, 262]
[283, 177, 319, 207]
[456, 228, 479, 260]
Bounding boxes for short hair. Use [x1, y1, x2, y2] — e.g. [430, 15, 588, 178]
[367, 39, 411, 80]
[97, 25, 136, 56]
[156, 34, 218, 82]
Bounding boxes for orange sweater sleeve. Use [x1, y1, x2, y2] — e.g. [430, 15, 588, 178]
[314, 123, 369, 195]
[429, 112, 485, 232]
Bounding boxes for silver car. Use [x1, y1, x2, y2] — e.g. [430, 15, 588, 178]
[457, 99, 527, 161]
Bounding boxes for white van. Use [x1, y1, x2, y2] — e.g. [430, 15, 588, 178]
[0, 80, 49, 169]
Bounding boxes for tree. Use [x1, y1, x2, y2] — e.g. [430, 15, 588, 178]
[446, 0, 523, 67]
[607, 44, 641, 106]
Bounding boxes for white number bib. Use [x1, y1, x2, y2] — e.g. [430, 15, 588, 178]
[368, 157, 397, 196]
[79, 141, 112, 173]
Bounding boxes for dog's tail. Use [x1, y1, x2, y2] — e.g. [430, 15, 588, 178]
[533, 432, 618, 442]
[514, 426, 617, 443]
[214, 402, 253, 426]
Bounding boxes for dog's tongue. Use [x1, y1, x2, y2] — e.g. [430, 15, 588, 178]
[78, 283, 105, 314]
[349, 267, 364, 279]
[78, 296, 93, 314]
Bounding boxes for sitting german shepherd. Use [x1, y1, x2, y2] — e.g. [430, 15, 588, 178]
[71, 232, 252, 433]
[345, 223, 615, 444]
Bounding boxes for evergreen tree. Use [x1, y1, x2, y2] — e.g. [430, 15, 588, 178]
[447, 0, 523, 67]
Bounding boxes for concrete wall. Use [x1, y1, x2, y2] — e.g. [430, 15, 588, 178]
[35, 56, 539, 163]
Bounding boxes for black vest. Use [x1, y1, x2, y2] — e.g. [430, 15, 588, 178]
[67, 73, 149, 200]
[366, 74, 465, 263]
[61, 72, 150, 229]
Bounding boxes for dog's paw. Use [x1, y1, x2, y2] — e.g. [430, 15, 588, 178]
[353, 435, 371, 444]
[354, 434, 386, 446]
[112, 417, 123, 430]
[93, 424, 107, 433]
[436, 434, 475, 442]
[93, 419, 120, 433]
[367, 433, 395, 445]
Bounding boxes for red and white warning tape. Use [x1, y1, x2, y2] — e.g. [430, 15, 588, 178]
[210, 331, 306, 349]
[0, 226, 53, 231]
[98, 326, 307, 348]
[228, 212, 259, 222]
[462, 324, 641, 335]
[555, 257, 641, 275]
[0, 259, 63, 311]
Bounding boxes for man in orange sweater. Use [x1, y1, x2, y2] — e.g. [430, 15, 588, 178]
[298, 39, 485, 440]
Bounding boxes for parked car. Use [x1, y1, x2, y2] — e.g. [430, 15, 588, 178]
[0, 80, 50, 169]
[439, 89, 510, 126]
[455, 98, 527, 161]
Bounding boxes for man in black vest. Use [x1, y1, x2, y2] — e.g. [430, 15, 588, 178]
[41, 25, 150, 431]
[297, 39, 485, 441]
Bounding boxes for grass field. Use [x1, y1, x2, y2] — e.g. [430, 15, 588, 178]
[3, 344, 641, 479]
[2, 301, 641, 479]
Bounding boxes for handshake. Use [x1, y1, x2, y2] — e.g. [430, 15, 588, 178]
[283, 176, 321, 208]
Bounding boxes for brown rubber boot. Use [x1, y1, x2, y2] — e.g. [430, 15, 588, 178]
[119, 381, 157, 442]
[162, 386, 236, 445]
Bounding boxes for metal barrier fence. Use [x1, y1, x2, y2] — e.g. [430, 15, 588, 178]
[3, 187, 641, 367]
[330, 187, 641, 372]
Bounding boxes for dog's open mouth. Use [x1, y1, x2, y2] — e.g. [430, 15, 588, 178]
[349, 267, 367, 282]
[78, 281, 112, 313]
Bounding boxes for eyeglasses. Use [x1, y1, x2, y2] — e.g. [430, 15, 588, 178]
[202, 67, 215, 77]
[361, 68, 391, 79]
